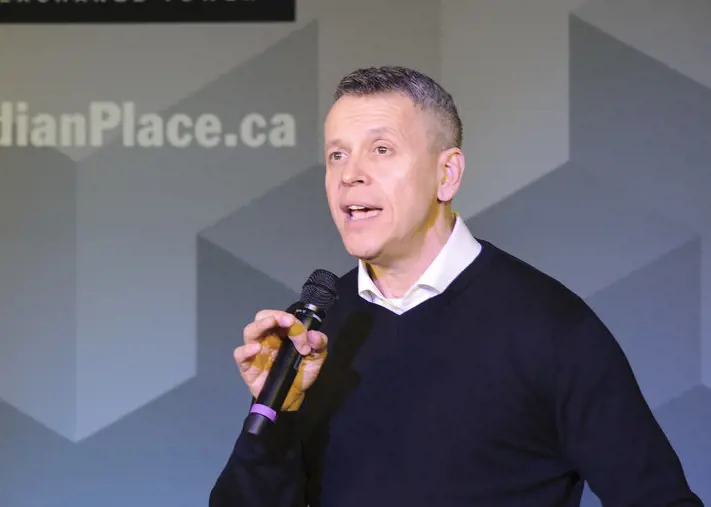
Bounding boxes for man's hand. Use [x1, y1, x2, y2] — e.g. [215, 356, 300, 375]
[234, 309, 328, 411]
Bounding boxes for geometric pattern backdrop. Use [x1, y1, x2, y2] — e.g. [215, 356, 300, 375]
[1, 1, 709, 505]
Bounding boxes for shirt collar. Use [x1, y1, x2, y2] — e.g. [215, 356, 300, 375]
[357, 214, 482, 303]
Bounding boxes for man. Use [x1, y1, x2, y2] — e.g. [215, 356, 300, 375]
[210, 66, 703, 506]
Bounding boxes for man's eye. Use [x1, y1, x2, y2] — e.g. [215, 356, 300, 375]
[375, 146, 390, 154]
[329, 151, 344, 160]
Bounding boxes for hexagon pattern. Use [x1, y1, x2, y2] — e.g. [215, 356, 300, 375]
[1, 21, 320, 443]
[1, 1, 710, 506]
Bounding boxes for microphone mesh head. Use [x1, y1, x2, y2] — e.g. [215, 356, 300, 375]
[300, 269, 339, 310]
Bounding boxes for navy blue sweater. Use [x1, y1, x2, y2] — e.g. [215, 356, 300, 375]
[210, 240, 702, 507]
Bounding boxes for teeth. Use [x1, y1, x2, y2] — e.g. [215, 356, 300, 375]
[348, 207, 381, 221]
[348, 205, 366, 211]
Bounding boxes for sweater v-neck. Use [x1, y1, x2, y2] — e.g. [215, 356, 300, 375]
[340, 238, 498, 327]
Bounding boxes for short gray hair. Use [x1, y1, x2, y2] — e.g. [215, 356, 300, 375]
[333, 65, 463, 151]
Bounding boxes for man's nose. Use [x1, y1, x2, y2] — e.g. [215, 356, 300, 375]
[341, 156, 368, 185]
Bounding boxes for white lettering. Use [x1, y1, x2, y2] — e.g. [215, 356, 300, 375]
[194, 114, 222, 148]
[0, 102, 13, 147]
[15, 101, 29, 147]
[30, 114, 56, 147]
[0, 101, 297, 149]
[123, 102, 136, 147]
[136, 113, 164, 147]
[240, 113, 267, 147]
[269, 113, 296, 147]
[60, 114, 87, 147]
[90, 101, 121, 147]
[166, 114, 193, 148]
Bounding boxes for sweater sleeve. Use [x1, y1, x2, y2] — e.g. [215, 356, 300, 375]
[209, 410, 308, 507]
[553, 308, 704, 507]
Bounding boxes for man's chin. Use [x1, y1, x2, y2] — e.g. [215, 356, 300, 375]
[344, 243, 380, 262]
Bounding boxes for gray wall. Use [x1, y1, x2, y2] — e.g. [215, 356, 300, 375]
[0, 1, 709, 505]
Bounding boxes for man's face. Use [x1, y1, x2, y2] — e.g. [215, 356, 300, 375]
[324, 92, 444, 265]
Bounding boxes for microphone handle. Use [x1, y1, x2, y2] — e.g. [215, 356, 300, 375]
[244, 302, 322, 436]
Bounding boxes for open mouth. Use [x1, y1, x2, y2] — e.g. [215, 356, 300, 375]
[345, 205, 382, 221]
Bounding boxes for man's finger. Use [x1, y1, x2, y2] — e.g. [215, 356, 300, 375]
[286, 320, 311, 355]
[254, 309, 279, 321]
[306, 330, 328, 352]
[243, 316, 273, 344]
[234, 343, 261, 369]
[287, 320, 306, 337]
[243, 315, 285, 343]
[254, 309, 295, 325]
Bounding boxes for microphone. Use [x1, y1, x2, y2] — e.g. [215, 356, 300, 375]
[244, 268, 339, 437]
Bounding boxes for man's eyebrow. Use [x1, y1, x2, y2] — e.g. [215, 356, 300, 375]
[325, 139, 344, 150]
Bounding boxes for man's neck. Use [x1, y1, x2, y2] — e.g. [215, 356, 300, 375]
[366, 210, 456, 298]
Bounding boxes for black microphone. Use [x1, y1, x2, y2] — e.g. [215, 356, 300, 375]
[244, 268, 339, 437]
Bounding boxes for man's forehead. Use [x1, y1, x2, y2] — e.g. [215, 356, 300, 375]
[324, 124, 403, 148]
[325, 95, 424, 130]
[324, 102, 435, 146]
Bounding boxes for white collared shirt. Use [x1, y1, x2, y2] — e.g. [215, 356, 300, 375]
[357, 214, 482, 314]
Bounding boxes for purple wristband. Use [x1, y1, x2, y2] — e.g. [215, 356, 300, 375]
[250, 403, 278, 422]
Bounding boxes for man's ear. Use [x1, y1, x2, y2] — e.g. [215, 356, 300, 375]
[437, 148, 465, 202]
